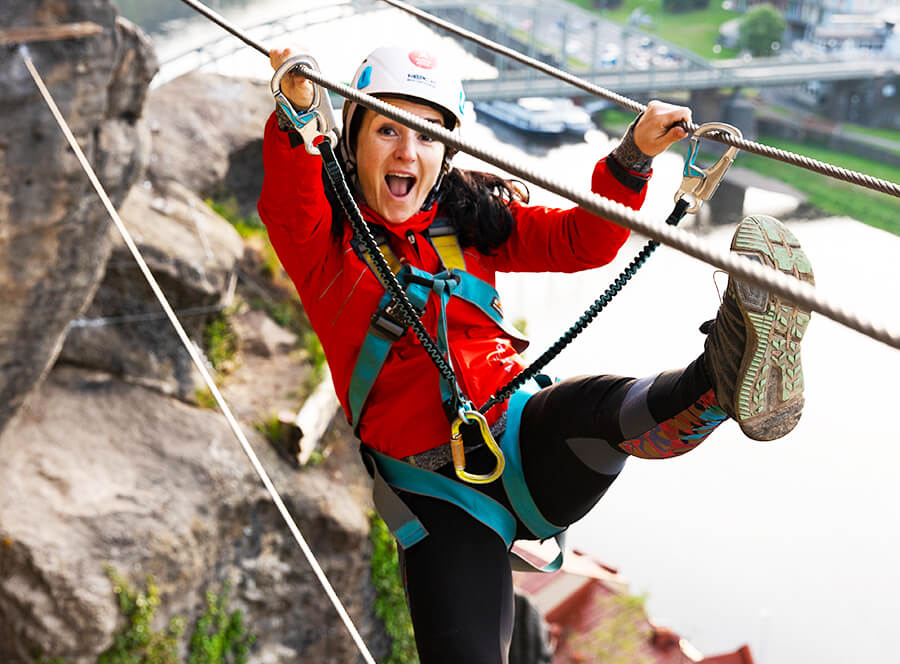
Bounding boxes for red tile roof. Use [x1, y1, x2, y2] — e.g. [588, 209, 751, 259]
[512, 544, 754, 664]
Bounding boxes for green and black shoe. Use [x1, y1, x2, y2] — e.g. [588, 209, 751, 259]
[703, 215, 815, 441]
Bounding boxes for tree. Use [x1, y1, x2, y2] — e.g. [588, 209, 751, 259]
[738, 4, 786, 57]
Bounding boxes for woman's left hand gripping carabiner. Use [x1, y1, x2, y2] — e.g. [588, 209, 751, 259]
[269, 48, 338, 155]
[450, 407, 505, 485]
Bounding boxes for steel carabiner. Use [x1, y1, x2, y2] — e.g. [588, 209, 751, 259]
[450, 407, 505, 484]
[675, 122, 742, 213]
[270, 54, 339, 155]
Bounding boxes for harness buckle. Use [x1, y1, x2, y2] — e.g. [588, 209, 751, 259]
[675, 122, 742, 213]
[450, 407, 505, 484]
[369, 306, 407, 343]
[270, 54, 339, 156]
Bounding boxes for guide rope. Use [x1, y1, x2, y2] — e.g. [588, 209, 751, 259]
[379, 0, 900, 199]
[288, 64, 900, 351]
[170, 0, 899, 349]
[17, 44, 377, 664]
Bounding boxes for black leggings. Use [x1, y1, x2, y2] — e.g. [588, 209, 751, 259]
[397, 357, 717, 664]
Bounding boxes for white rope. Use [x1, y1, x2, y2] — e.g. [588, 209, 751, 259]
[18, 45, 377, 664]
[296, 64, 900, 351]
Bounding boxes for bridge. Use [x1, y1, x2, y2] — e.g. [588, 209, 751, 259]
[156, 0, 899, 102]
[462, 56, 900, 101]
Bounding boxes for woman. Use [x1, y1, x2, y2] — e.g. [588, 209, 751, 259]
[259, 46, 814, 663]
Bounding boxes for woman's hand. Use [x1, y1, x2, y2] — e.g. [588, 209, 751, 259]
[269, 47, 315, 109]
[632, 100, 692, 157]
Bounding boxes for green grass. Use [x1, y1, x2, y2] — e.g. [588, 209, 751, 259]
[840, 123, 900, 148]
[570, 0, 740, 60]
[736, 135, 900, 236]
[369, 515, 418, 664]
[596, 108, 640, 132]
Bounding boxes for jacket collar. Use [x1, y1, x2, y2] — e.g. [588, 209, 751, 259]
[359, 202, 438, 240]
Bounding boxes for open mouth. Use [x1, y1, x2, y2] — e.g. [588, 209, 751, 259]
[385, 173, 416, 198]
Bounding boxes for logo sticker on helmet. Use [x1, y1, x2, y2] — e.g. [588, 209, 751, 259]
[408, 50, 436, 69]
[357, 65, 372, 89]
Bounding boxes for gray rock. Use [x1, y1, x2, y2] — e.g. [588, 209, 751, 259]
[145, 72, 272, 217]
[0, 366, 386, 663]
[0, 2, 158, 436]
[232, 309, 298, 359]
[58, 182, 244, 399]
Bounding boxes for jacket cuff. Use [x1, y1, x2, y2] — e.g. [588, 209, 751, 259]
[275, 104, 297, 132]
[611, 114, 652, 174]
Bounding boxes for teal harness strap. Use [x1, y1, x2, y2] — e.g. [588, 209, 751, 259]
[347, 264, 523, 428]
[499, 380, 567, 573]
[365, 377, 569, 573]
[363, 446, 518, 550]
[499, 383, 564, 540]
[347, 268, 431, 429]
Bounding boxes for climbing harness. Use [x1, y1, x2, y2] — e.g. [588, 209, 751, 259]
[16, 44, 377, 664]
[380, 0, 900, 199]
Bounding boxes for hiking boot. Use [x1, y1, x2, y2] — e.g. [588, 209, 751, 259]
[702, 215, 815, 441]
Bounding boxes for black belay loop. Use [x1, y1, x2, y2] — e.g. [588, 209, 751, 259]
[318, 139, 464, 406]
[479, 196, 691, 415]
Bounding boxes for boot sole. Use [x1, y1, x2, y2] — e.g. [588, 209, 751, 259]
[729, 215, 815, 441]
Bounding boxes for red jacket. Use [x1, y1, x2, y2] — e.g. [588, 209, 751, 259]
[258, 112, 648, 459]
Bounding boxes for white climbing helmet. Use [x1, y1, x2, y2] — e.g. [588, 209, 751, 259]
[340, 46, 466, 163]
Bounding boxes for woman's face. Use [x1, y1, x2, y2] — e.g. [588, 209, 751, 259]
[354, 97, 446, 224]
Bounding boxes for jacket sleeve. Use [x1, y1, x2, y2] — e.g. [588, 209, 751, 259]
[257, 111, 333, 286]
[486, 155, 649, 273]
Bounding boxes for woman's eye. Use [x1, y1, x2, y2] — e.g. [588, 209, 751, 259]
[377, 126, 397, 136]
[419, 133, 434, 143]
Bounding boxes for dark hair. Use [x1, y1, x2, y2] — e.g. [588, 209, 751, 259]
[327, 105, 528, 253]
[436, 168, 528, 254]
[325, 162, 528, 255]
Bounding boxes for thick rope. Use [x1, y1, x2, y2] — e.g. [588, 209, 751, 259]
[380, 0, 900, 198]
[293, 64, 900, 351]
[18, 45, 377, 664]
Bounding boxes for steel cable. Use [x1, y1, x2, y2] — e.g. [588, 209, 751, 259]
[380, 0, 900, 198]
[292, 65, 900, 350]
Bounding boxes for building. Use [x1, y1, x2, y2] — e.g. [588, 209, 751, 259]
[512, 543, 756, 664]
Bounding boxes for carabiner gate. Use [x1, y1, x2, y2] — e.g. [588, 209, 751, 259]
[270, 54, 339, 155]
[675, 122, 742, 213]
[450, 408, 505, 484]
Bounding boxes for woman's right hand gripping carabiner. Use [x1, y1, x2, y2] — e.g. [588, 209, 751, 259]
[269, 47, 314, 109]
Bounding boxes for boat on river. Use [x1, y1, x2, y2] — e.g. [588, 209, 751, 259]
[474, 97, 594, 138]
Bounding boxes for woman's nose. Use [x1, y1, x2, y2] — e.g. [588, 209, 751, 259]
[394, 132, 417, 161]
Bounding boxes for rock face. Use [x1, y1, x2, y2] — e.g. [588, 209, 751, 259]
[0, 2, 157, 436]
[144, 72, 272, 218]
[0, 3, 385, 662]
[0, 367, 384, 663]
[58, 182, 245, 399]
[57, 73, 272, 399]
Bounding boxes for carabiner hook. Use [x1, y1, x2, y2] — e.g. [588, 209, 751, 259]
[270, 54, 339, 156]
[450, 408, 505, 484]
[675, 122, 742, 213]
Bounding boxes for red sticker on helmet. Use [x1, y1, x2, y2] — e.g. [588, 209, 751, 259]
[408, 50, 436, 69]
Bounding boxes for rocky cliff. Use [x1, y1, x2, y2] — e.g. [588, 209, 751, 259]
[0, 2, 384, 662]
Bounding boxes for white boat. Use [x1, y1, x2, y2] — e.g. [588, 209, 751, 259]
[474, 97, 594, 137]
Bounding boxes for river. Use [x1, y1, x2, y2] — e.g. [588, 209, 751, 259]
[143, 3, 900, 662]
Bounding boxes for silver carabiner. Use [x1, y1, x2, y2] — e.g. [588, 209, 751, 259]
[675, 122, 742, 213]
[270, 54, 338, 155]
